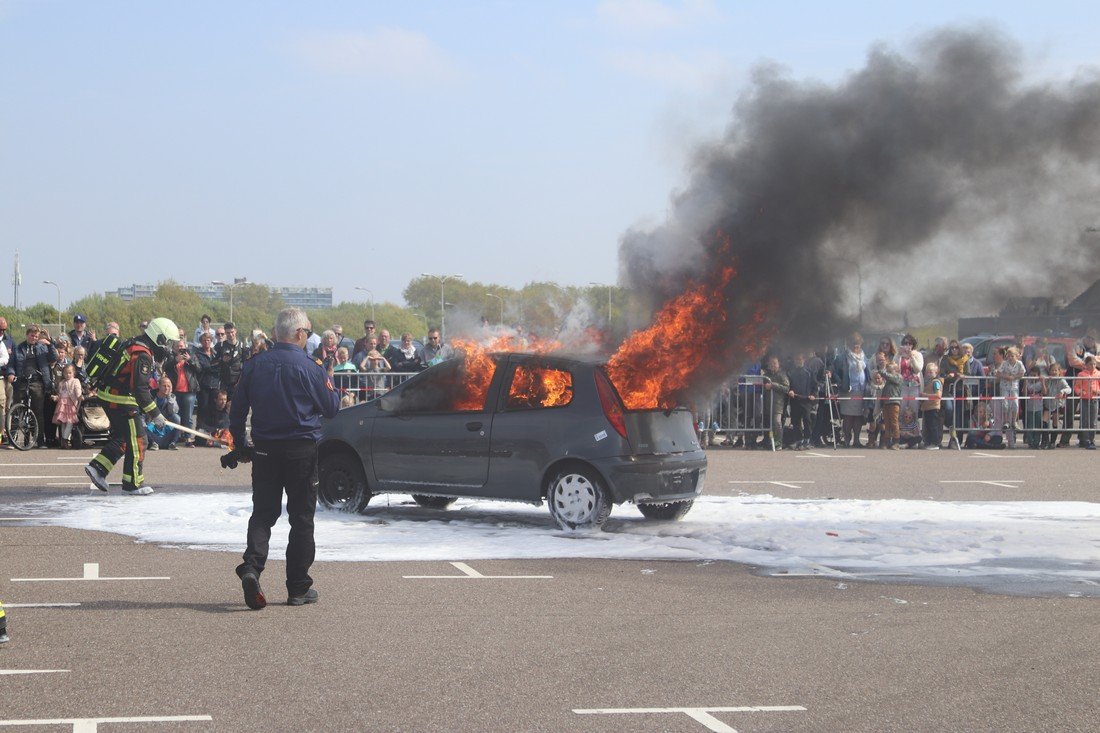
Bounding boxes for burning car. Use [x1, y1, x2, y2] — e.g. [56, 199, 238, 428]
[316, 352, 706, 529]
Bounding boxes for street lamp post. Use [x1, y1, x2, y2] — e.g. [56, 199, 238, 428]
[42, 280, 61, 335]
[421, 273, 463, 341]
[211, 277, 248, 323]
[589, 282, 612, 323]
[485, 293, 504, 327]
[412, 313, 429, 338]
[355, 287, 375, 323]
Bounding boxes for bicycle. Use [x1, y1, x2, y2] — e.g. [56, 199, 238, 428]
[7, 378, 42, 451]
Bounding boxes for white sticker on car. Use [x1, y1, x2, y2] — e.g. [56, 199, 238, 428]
[594, 430, 608, 441]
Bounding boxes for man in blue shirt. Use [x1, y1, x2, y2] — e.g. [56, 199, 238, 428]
[230, 307, 340, 610]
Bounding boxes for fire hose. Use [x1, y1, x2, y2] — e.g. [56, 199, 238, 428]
[160, 419, 251, 469]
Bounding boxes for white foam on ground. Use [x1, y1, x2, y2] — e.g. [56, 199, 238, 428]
[11, 493, 1100, 596]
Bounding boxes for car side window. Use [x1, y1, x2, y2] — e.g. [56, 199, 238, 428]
[504, 364, 574, 410]
[382, 358, 497, 413]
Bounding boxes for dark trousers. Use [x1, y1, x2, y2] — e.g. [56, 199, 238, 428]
[922, 408, 944, 447]
[789, 399, 814, 443]
[92, 408, 145, 488]
[237, 440, 318, 595]
[13, 379, 46, 446]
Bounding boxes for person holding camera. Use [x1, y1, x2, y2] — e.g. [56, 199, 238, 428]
[163, 339, 201, 445]
[8, 324, 59, 448]
[228, 307, 339, 610]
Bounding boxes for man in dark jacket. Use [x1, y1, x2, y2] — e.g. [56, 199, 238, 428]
[230, 307, 340, 610]
[9, 325, 58, 448]
[67, 314, 96, 352]
[214, 321, 245, 400]
[787, 352, 819, 450]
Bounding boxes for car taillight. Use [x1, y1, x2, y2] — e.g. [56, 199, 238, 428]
[595, 370, 628, 440]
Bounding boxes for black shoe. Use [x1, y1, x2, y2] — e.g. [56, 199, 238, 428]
[241, 571, 266, 610]
[287, 588, 318, 606]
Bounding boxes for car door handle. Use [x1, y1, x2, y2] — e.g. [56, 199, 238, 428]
[465, 421, 483, 432]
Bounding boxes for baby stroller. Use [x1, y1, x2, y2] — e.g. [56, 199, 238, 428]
[71, 395, 111, 448]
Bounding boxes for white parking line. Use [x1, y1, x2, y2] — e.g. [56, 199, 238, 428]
[573, 705, 806, 732]
[4, 603, 81, 608]
[0, 476, 85, 480]
[403, 561, 552, 579]
[0, 670, 70, 676]
[970, 452, 1035, 459]
[0, 518, 36, 522]
[729, 480, 815, 490]
[941, 479, 1025, 489]
[11, 563, 170, 582]
[0, 715, 212, 731]
[795, 451, 865, 459]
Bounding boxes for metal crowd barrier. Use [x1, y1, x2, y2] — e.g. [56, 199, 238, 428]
[699, 371, 1099, 450]
[333, 370, 419, 407]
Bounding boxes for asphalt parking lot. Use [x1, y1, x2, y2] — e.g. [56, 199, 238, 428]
[2, 446, 1097, 732]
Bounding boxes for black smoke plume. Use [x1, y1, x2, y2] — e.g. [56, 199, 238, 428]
[619, 27, 1100, 359]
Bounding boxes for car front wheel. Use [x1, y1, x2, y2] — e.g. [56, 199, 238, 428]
[317, 452, 372, 513]
[546, 466, 611, 530]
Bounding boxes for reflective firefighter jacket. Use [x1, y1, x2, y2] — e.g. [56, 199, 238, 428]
[98, 342, 162, 421]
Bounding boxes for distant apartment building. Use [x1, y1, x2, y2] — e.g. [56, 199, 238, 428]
[111, 283, 333, 309]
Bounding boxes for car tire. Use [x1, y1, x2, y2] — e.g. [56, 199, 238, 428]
[636, 499, 694, 521]
[317, 452, 372, 513]
[546, 465, 611, 530]
[412, 494, 457, 510]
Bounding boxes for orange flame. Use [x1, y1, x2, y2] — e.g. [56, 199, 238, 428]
[606, 256, 775, 410]
[508, 365, 573, 408]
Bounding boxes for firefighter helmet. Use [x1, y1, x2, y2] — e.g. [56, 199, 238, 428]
[144, 317, 181, 357]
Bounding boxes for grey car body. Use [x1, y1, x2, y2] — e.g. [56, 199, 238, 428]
[317, 352, 707, 529]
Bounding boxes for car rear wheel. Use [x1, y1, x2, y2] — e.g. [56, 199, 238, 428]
[412, 494, 457, 510]
[637, 499, 694, 521]
[317, 453, 372, 513]
[546, 466, 611, 530]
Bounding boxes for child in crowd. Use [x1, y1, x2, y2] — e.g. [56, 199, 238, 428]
[899, 406, 922, 448]
[964, 401, 1005, 449]
[1044, 362, 1072, 449]
[878, 360, 902, 449]
[51, 363, 83, 449]
[921, 361, 943, 449]
[1073, 355, 1100, 450]
[993, 346, 1025, 448]
[1023, 365, 1045, 449]
[867, 352, 886, 448]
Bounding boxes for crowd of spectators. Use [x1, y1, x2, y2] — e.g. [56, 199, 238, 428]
[0, 314, 454, 450]
[710, 330, 1100, 452]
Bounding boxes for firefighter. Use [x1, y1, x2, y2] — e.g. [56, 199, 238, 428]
[84, 318, 179, 496]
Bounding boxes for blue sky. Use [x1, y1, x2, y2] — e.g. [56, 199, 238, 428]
[2, 0, 1098, 311]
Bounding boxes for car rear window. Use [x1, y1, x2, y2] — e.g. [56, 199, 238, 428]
[505, 364, 574, 409]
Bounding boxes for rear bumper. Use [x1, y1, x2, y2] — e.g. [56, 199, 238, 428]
[592, 451, 707, 504]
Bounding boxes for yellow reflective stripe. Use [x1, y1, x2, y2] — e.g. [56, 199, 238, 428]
[129, 419, 143, 485]
[141, 402, 158, 414]
[93, 454, 114, 473]
[98, 392, 139, 407]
